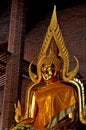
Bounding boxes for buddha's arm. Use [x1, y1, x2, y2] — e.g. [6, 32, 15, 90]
[29, 93, 38, 120]
[17, 93, 37, 125]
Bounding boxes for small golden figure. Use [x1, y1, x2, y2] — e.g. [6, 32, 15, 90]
[10, 5, 86, 130]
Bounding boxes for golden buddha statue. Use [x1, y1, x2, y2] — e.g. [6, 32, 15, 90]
[10, 6, 86, 130]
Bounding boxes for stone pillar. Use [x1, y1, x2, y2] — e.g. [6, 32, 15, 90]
[1, 0, 26, 129]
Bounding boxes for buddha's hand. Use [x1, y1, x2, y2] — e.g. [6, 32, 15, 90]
[10, 123, 34, 130]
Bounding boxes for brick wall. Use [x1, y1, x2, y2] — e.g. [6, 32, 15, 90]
[1, 0, 26, 129]
[24, 4, 86, 80]
[0, 7, 10, 43]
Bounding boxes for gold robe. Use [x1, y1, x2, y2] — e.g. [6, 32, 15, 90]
[30, 81, 78, 130]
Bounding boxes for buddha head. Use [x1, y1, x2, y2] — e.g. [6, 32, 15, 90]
[41, 54, 61, 81]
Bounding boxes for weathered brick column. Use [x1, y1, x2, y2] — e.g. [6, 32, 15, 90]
[1, 0, 26, 129]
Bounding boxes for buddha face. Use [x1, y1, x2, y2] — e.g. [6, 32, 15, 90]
[41, 63, 55, 81]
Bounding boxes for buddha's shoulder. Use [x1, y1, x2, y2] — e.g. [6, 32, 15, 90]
[32, 81, 75, 94]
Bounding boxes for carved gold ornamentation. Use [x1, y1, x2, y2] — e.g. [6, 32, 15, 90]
[13, 5, 86, 130]
[29, 5, 79, 84]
